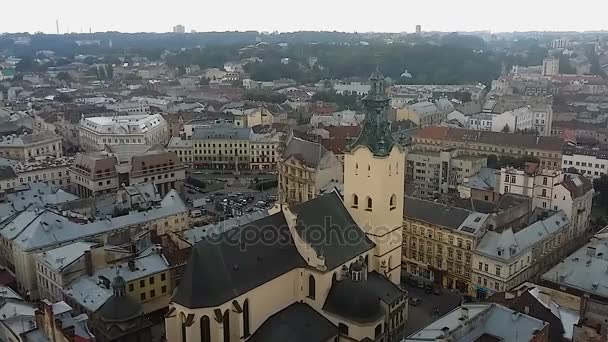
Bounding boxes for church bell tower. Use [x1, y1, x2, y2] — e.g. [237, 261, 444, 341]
[344, 68, 405, 284]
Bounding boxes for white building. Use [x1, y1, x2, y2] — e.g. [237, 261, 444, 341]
[490, 106, 534, 133]
[79, 114, 169, 151]
[13, 156, 73, 189]
[333, 82, 371, 96]
[0, 131, 63, 161]
[498, 166, 594, 238]
[309, 110, 365, 127]
[562, 148, 608, 178]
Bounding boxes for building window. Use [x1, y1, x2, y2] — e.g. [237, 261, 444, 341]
[308, 275, 316, 299]
[542, 189, 547, 197]
[352, 194, 358, 208]
[149, 276, 155, 285]
[161, 273, 166, 281]
[375, 324, 383, 338]
[181, 313, 187, 342]
[200, 316, 210, 342]
[140, 292, 146, 301]
[366, 197, 373, 211]
[339, 323, 349, 336]
[150, 289, 156, 298]
[223, 310, 230, 342]
[390, 194, 396, 210]
[140, 279, 145, 288]
[128, 284, 134, 291]
[162, 285, 167, 294]
[495, 266, 501, 276]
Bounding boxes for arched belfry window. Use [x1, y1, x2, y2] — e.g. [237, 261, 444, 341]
[352, 194, 359, 208]
[180, 312, 187, 342]
[390, 194, 397, 210]
[223, 310, 230, 342]
[200, 316, 210, 342]
[308, 275, 316, 299]
[366, 197, 373, 211]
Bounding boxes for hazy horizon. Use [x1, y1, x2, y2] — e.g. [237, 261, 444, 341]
[2, 0, 608, 35]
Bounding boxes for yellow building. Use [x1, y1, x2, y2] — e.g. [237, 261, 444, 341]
[191, 125, 251, 169]
[402, 196, 489, 294]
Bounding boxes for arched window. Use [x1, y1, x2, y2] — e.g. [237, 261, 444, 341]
[367, 165, 371, 177]
[200, 316, 210, 342]
[243, 299, 250, 337]
[180, 312, 187, 342]
[375, 323, 383, 337]
[308, 275, 316, 299]
[332, 272, 337, 283]
[355, 163, 359, 175]
[223, 310, 230, 342]
[366, 197, 373, 211]
[390, 194, 396, 210]
[388, 255, 393, 269]
[396, 162, 399, 174]
[352, 194, 359, 208]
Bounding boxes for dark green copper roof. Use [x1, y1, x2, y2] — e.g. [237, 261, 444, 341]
[349, 69, 396, 156]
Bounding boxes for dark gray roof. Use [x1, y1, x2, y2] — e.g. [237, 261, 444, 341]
[404, 196, 471, 229]
[367, 271, 406, 304]
[0, 166, 16, 181]
[282, 137, 328, 168]
[292, 192, 375, 270]
[323, 275, 385, 323]
[172, 213, 307, 308]
[247, 303, 338, 342]
[191, 125, 251, 140]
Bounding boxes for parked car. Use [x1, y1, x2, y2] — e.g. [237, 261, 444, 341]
[417, 281, 425, 289]
[190, 210, 203, 218]
[424, 283, 433, 294]
[410, 298, 422, 306]
[433, 287, 442, 296]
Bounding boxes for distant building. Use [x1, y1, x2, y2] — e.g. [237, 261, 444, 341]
[415, 24, 422, 34]
[551, 38, 569, 49]
[413, 126, 564, 170]
[0, 131, 63, 161]
[562, 147, 608, 178]
[173, 25, 185, 33]
[78, 114, 169, 151]
[333, 81, 371, 96]
[543, 57, 560, 76]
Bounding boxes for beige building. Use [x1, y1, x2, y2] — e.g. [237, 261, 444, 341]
[278, 135, 343, 205]
[167, 137, 193, 165]
[70, 150, 185, 198]
[403, 197, 488, 294]
[13, 156, 72, 189]
[0, 131, 62, 161]
[190, 125, 251, 170]
[406, 149, 487, 199]
[249, 128, 284, 170]
[165, 70, 408, 342]
[414, 126, 564, 170]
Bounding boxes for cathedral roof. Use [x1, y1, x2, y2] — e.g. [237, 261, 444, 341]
[323, 273, 384, 323]
[172, 192, 374, 309]
[247, 303, 338, 342]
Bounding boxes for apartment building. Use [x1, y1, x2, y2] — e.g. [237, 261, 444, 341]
[472, 210, 570, 300]
[406, 149, 486, 198]
[0, 131, 63, 161]
[403, 197, 489, 294]
[278, 135, 342, 205]
[249, 129, 283, 170]
[167, 137, 193, 165]
[191, 125, 251, 169]
[562, 147, 608, 178]
[497, 166, 594, 238]
[79, 114, 169, 151]
[414, 126, 564, 169]
[70, 150, 185, 198]
[13, 156, 72, 188]
[0, 190, 187, 298]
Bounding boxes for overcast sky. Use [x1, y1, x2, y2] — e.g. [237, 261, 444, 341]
[2, 0, 608, 34]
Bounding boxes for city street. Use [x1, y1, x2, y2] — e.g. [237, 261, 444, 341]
[402, 282, 464, 337]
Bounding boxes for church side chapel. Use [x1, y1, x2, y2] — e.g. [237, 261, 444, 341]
[165, 70, 408, 342]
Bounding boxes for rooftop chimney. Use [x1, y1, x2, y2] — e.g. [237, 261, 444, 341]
[587, 246, 597, 258]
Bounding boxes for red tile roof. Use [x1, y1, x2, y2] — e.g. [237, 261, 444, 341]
[415, 126, 564, 151]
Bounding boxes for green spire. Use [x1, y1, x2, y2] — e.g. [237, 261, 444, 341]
[349, 68, 395, 156]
